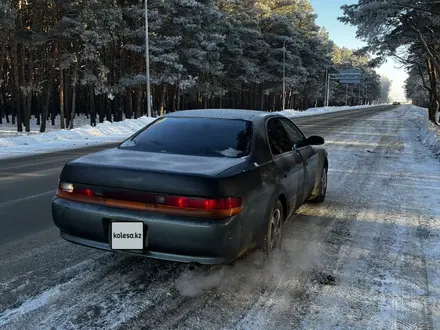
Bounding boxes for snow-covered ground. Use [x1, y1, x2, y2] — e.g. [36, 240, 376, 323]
[0, 115, 98, 138]
[278, 103, 384, 117]
[1, 105, 439, 329]
[0, 104, 384, 159]
[410, 107, 440, 159]
[0, 116, 155, 159]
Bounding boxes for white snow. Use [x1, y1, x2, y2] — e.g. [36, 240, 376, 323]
[0, 104, 386, 160]
[0, 116, 155, 159]
[408, 105, 440, 159]
[219, 147, 242, 157]
[0, 286, 62, 327]
[0, 115, 94, 138]
[278, 103, 386, 117]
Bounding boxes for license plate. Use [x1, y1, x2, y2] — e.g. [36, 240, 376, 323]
[111, 222, 144, 250]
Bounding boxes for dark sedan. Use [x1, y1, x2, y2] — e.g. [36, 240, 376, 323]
[52, 109, 328, 265]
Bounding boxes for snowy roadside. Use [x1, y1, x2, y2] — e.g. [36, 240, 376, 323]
[0, 115, 102, 138]
[0, 116, 155, 159]
[278, 103, 386, 117]
[1, 105, 440, 329]
[0, 104, 385, 160]
[408, 105, 440, 159]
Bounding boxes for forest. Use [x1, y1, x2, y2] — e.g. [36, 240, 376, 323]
[0, 0, 384, 132]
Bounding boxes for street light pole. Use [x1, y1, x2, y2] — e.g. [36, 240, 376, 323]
[326, 72, 330, 107]
[345, 84, 348, 106]
[323, 68, 327, 107]
[365, 84, 367, 104]
[145, 0, 152, 117]
[282, 39, 286, 110]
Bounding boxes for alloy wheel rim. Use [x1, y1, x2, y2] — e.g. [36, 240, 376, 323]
[321, 169, 327, 194]
[269, 208, 282, 250]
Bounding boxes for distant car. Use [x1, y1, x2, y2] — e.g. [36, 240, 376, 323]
[393, 101, 401, 105]
[52, 109, 328, 265]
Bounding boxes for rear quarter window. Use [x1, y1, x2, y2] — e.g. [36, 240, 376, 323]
[119, 117, 253, 158]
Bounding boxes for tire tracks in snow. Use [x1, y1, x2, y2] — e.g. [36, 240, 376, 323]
[301, 107, 438, 330]
[0, 253, 186, 329]
[233, 112, 390, 329]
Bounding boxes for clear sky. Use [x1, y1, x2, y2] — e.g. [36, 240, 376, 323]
[309, 0, 408, 101]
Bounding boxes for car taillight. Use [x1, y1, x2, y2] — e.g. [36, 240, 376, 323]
[76, 188, 95, 196]
[165, 196, 242, 210]
[56, 182, 243, 218]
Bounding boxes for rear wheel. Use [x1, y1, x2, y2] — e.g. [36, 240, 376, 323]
[262, 200, 285, 260]
[310, 166, 327, 203]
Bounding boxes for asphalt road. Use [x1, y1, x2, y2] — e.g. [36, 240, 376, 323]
[0, 106, 393, 247]
[5, 104, 440, 330]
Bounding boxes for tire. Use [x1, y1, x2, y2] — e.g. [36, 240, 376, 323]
[262, 200, 285, 260]
[310, 166, 327, 203]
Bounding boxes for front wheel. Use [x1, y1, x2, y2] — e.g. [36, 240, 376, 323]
[310, 166, 327, 203]
[262, 200, 285, 260]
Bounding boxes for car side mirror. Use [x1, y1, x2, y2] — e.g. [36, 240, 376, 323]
[306, 135, 325, 145]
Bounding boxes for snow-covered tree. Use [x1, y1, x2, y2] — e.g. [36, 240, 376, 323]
[340, 0, 440, 123]
[405, 67, 430, 107]
[379, 76, 392, 104]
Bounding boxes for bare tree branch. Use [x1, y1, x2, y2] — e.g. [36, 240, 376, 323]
[393, 52, 431, 91]
[405, 17, 440, 75]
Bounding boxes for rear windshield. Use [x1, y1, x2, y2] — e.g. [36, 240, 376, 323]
[119, 116, 253, 158]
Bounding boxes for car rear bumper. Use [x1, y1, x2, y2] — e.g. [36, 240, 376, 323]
[52, 197, 242, 265]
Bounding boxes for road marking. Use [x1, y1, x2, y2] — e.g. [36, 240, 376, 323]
[0, 167, 61, 181]
[0, 190, 55, 209]
[0, 155, 74, 171]
[0, 144, 119, 171]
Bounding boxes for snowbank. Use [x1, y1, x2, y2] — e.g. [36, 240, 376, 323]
[0, 115, 94, 139]
[408, 105, 440, 158]
[0, 116, 156, 159]
[0, 104, 387, 160]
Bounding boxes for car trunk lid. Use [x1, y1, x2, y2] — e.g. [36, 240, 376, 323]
[60, 148, 248, 197]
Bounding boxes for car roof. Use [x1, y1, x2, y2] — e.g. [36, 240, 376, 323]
[163, 109, 281, 122]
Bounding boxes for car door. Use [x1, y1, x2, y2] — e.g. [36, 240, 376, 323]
[280, 118, 319, 201]
[266, 117, 305, 213]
